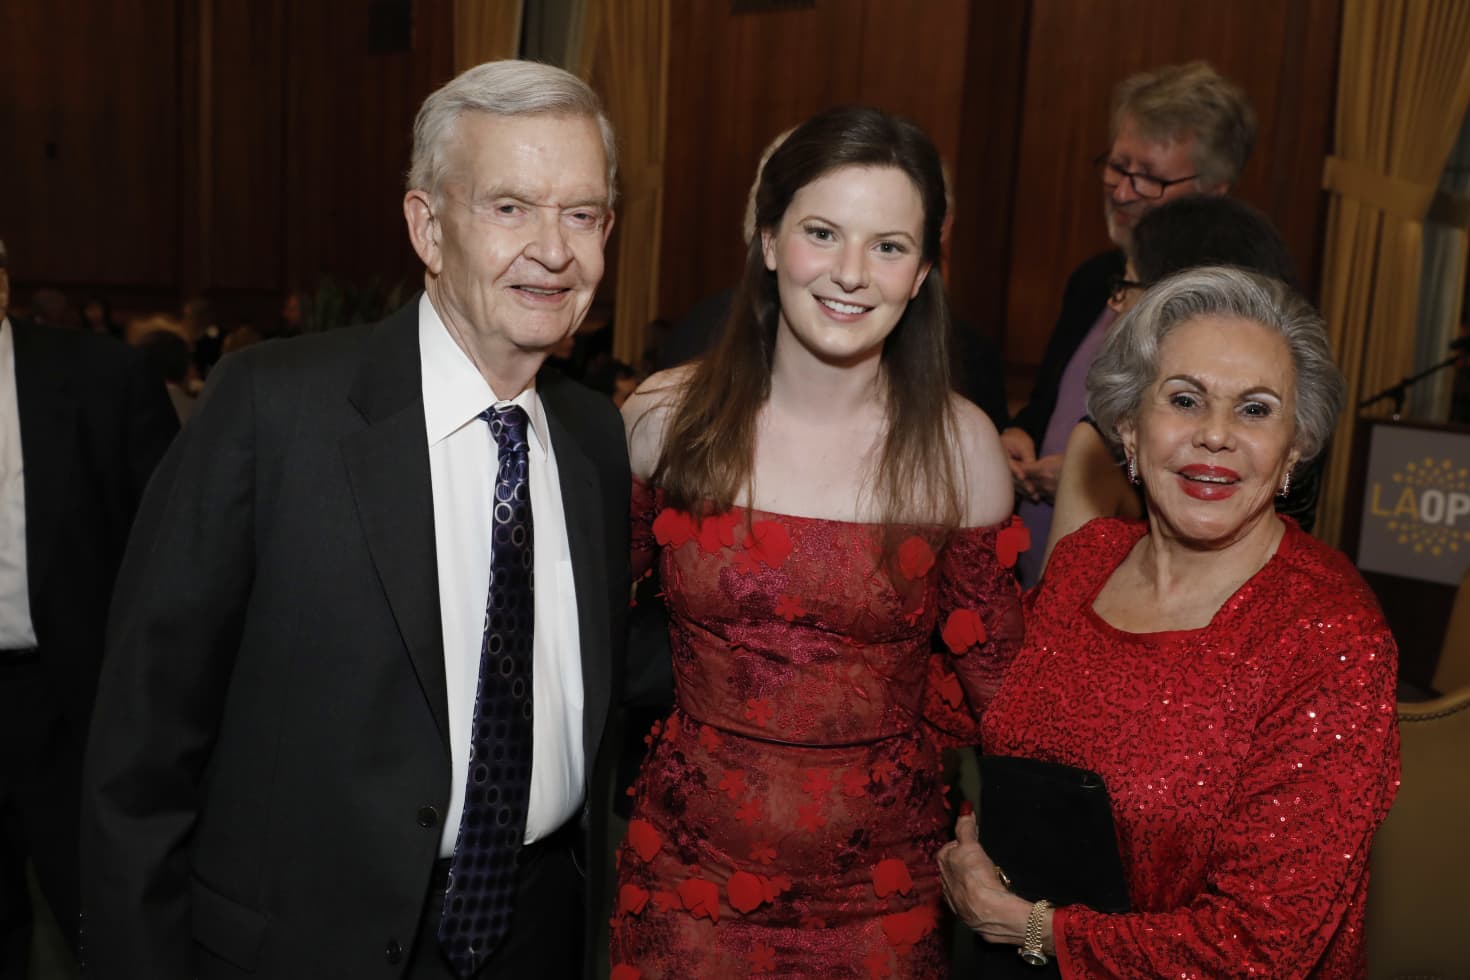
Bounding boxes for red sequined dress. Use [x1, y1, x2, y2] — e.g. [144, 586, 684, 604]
[982, 517, 1399, 978]
[609, 480, 1025, 979]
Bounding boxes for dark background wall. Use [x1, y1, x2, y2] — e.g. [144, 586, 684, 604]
[656, 0, 1340, 397]
[2, 0, 1339, 378]
[1, 0, 453, 327]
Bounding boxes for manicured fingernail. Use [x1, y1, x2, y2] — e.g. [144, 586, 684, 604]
[958, 801, 973, 817]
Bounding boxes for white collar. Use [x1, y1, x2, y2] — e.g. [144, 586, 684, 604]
[419, 294, 548, 451]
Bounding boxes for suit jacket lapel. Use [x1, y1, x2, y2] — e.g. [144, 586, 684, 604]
[538, 378, 611, 778]
[340, 303, 450, 744]
[11, 320, 73, 603]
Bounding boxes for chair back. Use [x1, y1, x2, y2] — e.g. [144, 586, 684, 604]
[1366, 686, 1470, 979]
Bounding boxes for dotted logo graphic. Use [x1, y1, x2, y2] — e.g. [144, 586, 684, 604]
[1369, 456, 1470, 557]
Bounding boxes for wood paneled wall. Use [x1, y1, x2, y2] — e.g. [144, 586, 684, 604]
[4, 0, 1340, 358]
[2, 0, 453, 322]
[658, 0, 974, 323]
[658, 0, 1341, 382]
[1005, 0, 1341, 367]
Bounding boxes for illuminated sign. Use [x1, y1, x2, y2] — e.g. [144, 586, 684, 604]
[1357, 425, 1470, 585]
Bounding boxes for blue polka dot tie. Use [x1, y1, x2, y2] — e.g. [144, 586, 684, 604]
[438, 403, 535, 977]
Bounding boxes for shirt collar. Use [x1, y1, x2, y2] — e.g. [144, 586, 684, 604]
[418, 294, 548, 451]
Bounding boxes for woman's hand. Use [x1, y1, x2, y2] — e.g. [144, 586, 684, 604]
[937, 811, 1051, 950]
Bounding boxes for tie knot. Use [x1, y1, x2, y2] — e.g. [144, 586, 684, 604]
[481, 403, 531, 454]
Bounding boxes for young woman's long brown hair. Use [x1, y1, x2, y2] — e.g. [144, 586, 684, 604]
[653, 105, 962, 530]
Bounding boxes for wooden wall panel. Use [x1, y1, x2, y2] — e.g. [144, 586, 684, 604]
[946, 0, 1032, 341]
[1004, 0, 1340, 369]
[205, 0, 286, 290]
[280, 0, 456, 294]
[0, 0, 180, 288]
[658, 0, 972, 323]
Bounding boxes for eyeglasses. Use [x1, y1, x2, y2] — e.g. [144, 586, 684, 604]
[1107, 275, 1151, 303]
[1094, 154, 1199, 200]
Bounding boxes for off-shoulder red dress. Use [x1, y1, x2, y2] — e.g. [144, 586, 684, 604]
[609, 480, 1025, 979]
[982, 517, 1399, 978]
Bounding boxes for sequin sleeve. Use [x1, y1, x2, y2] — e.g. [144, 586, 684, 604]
[1053, 613, 1400, 978]
[922, 518, 1027, 745]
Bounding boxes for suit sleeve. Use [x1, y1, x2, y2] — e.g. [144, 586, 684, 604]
[81, 351, 259, 979]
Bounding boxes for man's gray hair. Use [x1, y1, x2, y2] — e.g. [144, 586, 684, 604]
[1111, 61, 1256, 188]
[1088, 266, 1345, 467]
[407, 60, 617, 206]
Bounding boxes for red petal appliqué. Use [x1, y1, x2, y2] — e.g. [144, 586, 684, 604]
[941, 607, 988, 654]
[651, 508, 694, 548]
[611, 965, 642, 980]
[625, 819, 662, 863]
[697, 510, 740, 554]
[743, 521, 793, 569]
[618, 883, 650, 916]
[678, 877, 721, 922]
[881, 905, 937, 953]
[840, 768, 870, 798]
[997, 516, 1031, 568]
[872, 858, 914, 899]
[750, 840, 777, 865]
[897, 536, 936, 579]
[727, 870, 768, 914]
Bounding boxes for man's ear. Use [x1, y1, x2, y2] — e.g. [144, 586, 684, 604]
[601, 209, 617, 247]
[404, 190, 442, 276]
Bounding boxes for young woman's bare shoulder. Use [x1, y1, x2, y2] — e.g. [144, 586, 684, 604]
[950, 395, 1014, 527]
[622, 364, 696, 480]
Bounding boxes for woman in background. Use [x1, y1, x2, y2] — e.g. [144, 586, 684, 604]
[611, 106, 1023, 978]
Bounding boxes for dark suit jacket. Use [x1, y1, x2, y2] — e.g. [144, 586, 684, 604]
[1007, 250, 1124, 447]
[81, 301, 630, 978]
[9, 317, 177, 734]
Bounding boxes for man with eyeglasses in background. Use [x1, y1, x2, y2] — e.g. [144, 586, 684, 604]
[1000, 61, 1256, 587]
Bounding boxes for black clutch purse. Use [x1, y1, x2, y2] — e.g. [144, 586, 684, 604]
[969, 755, 1130, 977]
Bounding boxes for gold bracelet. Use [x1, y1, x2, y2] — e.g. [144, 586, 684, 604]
[1018, 898, 1053, 967]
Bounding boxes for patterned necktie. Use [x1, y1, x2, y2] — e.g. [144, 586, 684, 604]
[438, 403, 535, 977]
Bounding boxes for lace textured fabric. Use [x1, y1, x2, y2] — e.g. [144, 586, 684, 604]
[610, 480, 1025, 979]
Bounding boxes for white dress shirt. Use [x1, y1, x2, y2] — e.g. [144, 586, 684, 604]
[420, 295, 584, 856]
[0, 317, 37, 649]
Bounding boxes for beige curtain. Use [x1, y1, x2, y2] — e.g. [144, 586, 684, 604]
[580, 0, 671, 365]
[1315, 0, 1470, 546]
[454, 0, 523, 71]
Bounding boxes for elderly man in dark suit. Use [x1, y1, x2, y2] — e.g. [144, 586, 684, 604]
[82, 60, 629, 979]
[0, 239, 177, 977]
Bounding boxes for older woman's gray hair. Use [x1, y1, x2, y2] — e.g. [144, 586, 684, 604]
[1087, 266, 1345, 467]
[407, 60, 618, 207]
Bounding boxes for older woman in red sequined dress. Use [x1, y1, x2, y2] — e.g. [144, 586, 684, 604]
[608, 106, 1025, 978]
[939, 267, 1400, 977]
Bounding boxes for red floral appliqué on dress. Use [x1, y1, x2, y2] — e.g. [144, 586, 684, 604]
[611, 479, 1023, 977]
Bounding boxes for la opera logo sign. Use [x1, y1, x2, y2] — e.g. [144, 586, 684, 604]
[1359, 428, 1470, 585]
